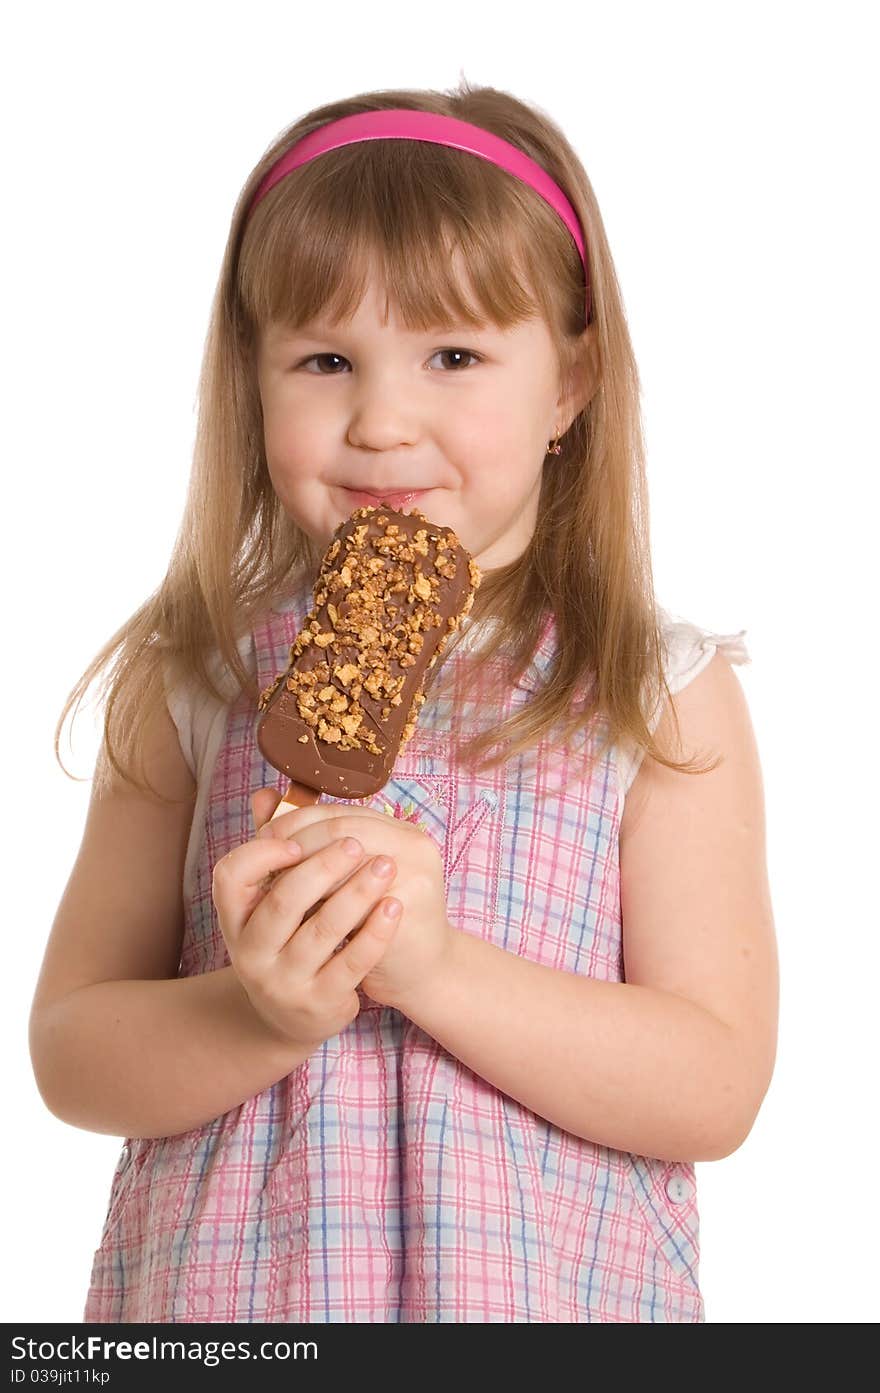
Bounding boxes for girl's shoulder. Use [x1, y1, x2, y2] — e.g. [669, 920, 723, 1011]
[162, 583, 309, 782]
[162, 630, 257, 783]
[655, 606, 750, 699]
[616, 607, 751, 802]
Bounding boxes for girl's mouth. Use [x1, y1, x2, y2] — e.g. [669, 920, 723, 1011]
[342, 487, 428, 512]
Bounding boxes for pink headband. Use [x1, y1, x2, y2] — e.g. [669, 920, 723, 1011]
[245, 108, 591, 323]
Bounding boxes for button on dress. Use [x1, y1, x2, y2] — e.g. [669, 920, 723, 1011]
[83, 580, 749, 1322]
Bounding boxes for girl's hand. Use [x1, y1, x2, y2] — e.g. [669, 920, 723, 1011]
[212, 799, 403, 1050]
[250, 786, 459, 1013]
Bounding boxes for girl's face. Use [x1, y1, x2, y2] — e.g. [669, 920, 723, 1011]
[256, 272, 592, 570]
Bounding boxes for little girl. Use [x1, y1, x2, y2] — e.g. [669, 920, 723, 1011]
[31, 81, 778, 1324]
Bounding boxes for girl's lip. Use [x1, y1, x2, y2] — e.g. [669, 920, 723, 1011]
[342, 487, 428, 511]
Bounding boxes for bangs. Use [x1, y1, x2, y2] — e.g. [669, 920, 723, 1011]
[238, 138, 571, 341]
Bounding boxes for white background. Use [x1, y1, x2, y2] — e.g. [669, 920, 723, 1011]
[4, 0, 877, 1325]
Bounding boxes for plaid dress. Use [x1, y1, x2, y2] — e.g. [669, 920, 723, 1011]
[84, 581, 740, 1322]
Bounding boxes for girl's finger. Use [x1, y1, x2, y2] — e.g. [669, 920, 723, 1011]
[250, 786, 283, 832]
[212, 838, 304, 940]
[245, 837, 371, 962]
[317, 897, 401, 994]
[277, 849, 397, 974]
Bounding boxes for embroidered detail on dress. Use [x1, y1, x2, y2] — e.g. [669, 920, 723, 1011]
[377, 796, 433, 837]
[446, 789, 498, 878]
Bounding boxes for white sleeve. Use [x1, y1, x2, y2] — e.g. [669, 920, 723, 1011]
[162, 633, 257, 901]
[616, 609, 751, 804]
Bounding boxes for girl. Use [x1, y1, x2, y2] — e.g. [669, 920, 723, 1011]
[30, 81, 778, 1324]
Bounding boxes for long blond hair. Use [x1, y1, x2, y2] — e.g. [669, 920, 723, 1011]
[55, 78, 718, 803]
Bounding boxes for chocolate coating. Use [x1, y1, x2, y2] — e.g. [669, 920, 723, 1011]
[256, 505, 481, 799]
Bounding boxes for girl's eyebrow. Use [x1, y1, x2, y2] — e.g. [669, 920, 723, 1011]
[270, 320, 497, 342]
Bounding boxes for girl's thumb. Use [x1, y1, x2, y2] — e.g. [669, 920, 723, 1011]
[250, 786, 283, 833]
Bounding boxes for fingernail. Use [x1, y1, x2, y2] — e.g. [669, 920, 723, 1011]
[343, 837, 363, 857]
[372, 856, 394, 877]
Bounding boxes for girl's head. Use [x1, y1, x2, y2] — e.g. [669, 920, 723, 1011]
[231, 88, 602, 579]
[255, 250, 597, 573]
[59, 79, 716, 801]
[244, 103, 598, 574]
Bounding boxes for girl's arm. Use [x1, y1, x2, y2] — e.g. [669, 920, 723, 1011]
[31, 700, 310, 1139]
[396, 936, 744, 1161]
[394, 654, 778, 1163]
[30, 967, 313, 1138]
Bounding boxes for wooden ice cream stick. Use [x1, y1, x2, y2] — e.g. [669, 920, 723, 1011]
[268, 781, 322, 821]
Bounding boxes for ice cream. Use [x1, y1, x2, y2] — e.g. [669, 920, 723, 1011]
[257, 505, 481, 819]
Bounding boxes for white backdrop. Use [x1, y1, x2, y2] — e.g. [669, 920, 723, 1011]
[4, 0, 877, 1325]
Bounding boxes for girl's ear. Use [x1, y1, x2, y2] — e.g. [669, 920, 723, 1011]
[561, 322, 601, 422]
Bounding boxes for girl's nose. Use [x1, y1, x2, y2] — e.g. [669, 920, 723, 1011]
[346, 416, 419, 452]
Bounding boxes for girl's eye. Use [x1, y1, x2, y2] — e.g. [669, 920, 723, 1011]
[430, 348, 483, 371]
[296, 348, 483, 374]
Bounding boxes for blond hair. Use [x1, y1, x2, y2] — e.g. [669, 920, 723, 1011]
[56, 78, 718, 803]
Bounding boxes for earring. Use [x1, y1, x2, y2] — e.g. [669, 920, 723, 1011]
[547, 428, 563, 455]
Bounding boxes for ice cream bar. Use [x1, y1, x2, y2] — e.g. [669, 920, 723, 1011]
[257, 505, 481, 816]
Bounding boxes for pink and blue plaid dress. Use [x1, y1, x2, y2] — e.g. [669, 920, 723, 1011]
[83, 579, 729, 1322]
